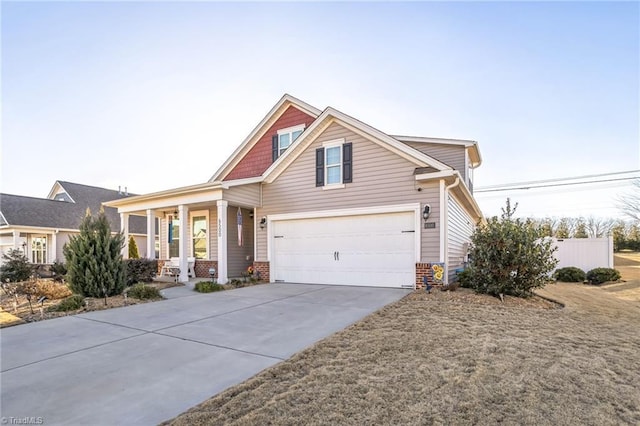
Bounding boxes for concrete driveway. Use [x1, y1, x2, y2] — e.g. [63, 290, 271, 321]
[0, 283, 409, 425]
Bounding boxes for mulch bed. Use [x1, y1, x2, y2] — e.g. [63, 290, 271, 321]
[0, 281, 183, 327]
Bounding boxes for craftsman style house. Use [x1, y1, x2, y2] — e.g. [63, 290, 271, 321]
[0, 181, 149, 267]
[106, 94, 483, 288]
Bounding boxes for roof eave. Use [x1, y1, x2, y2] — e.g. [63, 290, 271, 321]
[104, 182, 223, 208]
[209, 94, 322, 182]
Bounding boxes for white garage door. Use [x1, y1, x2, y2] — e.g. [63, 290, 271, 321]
[272, 211, 416, 288]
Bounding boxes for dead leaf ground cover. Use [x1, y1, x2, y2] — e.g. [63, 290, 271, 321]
[0, 280, 181, 326]
[166, 282, 639, 426]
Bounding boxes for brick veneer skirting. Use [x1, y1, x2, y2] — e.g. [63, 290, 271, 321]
[253, 261, 270, 282]
[194, 260, 218, 278]
[416, 263, 437, 289]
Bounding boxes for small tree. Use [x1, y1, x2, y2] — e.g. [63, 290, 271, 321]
[465, 199, 558, 298]
[128, 236, 140, 259]
[64, 208, 125, 301]
[0, 249, 33, 283]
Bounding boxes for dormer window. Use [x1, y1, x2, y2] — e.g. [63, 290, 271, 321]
[272, 124, 305, 161]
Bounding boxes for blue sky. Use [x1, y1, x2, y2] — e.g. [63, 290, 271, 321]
[2, 1, 638, 219]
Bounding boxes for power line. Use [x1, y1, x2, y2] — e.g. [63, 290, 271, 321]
[474, 176, 638, 193]
[475, 170, 640, 191]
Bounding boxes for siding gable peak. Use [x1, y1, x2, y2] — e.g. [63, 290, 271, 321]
[262, 107, 452, 184]
[210, 94, 321, 182]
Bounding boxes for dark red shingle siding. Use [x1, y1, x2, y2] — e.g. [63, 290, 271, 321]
[223, 106, 316, 181]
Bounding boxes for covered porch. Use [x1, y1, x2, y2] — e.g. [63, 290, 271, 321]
[104, 181, 261, 284]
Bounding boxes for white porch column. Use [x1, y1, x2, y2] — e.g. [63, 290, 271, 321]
[120, 213, 130, 259]
[146, 209, 155, 260]
[51, 232, 58, 263]
[178, 205, 189, 282]
[216, 200, 228, 284]
[13, 230, 21, 254]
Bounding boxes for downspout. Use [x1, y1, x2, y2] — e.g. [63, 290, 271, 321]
[443, 176, 460, 284]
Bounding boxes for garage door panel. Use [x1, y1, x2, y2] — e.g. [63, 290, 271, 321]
[272, 212, 415, 288]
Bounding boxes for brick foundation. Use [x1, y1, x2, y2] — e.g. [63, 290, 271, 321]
[415, 263, 446, 289]
[253, 261, 270, 282]
[195, 260, 218, 278]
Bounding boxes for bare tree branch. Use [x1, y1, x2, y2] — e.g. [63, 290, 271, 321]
[617, 179, 640, 222]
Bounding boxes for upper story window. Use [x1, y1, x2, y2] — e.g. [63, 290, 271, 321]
[272, 124, 305, 161]
[316, 139, 353, 189]
[325, 146, 342, 185]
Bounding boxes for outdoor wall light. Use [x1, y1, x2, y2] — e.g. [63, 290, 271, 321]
[259, 217, 267, 229]
[422, 205, 431, 222]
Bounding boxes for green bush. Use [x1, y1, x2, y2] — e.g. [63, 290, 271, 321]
[554, 267, 586, 283]
[194, 281, 225, 293]
[464, 199, 558, 298]
[586, 268, 621, 285]
[49, 294, 85, 312]
[64, 209, 125, 297]
[50, 260, 68, 282]
[127, 283, 162, 300]
[124, 259, 158, 286]
[457, 268, 473, 288]
[128, 236, 140, 259]
[0, 249, 33, 283]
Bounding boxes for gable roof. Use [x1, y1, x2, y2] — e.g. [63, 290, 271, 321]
[0, 181, 146, 234]
[209, 94, 322, 182]
[262, 107, 452, 184]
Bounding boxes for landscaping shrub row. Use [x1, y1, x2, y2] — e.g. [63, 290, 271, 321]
[554, 266, 621, 284]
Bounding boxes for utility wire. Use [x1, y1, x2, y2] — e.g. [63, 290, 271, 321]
[474, 176, 638, 193]
[475, 169, 640, 191]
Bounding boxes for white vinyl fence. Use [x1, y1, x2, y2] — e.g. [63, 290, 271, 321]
[552, 237, 614, 272]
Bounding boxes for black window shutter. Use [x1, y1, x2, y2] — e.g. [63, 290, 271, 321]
[315, 148, 325, 187]
[343, 142, 353, 183]
[272, 135, 279, 162]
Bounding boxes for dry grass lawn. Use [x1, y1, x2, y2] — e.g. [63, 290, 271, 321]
[602, 252, 640, 302]
[165, 283, 640, 426]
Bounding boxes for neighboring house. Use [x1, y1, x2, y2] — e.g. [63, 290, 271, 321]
[105, 94, 483, 288]
[0, 181, 150, 267]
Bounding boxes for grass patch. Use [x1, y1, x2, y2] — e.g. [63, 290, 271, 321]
[127, 283, 162, 300]
[48, 294, 85, 312]
[194, 281, 225, 293]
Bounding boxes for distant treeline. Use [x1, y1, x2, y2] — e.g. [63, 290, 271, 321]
[527, 217, 640, 252]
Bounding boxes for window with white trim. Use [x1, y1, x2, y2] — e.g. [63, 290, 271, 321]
[277, 125, 305, 156]
[325, 146, 342, 185]
[31, 236, 47, 264]
[315, 139, 353, 188]
[168, 216, 180, 258]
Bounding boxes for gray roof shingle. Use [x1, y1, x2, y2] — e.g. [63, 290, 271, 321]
[0, 181, 146, 234]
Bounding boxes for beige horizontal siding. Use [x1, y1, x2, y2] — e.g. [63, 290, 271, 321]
[224, 184, 260, 208]
[226, 206, 254, 277]
[257, 121, 442, 263]
[447, 193, 475, 281]
[405, 141, 466, 181]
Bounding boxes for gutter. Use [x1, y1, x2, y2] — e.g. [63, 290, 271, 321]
[443, 176, 460, 285]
